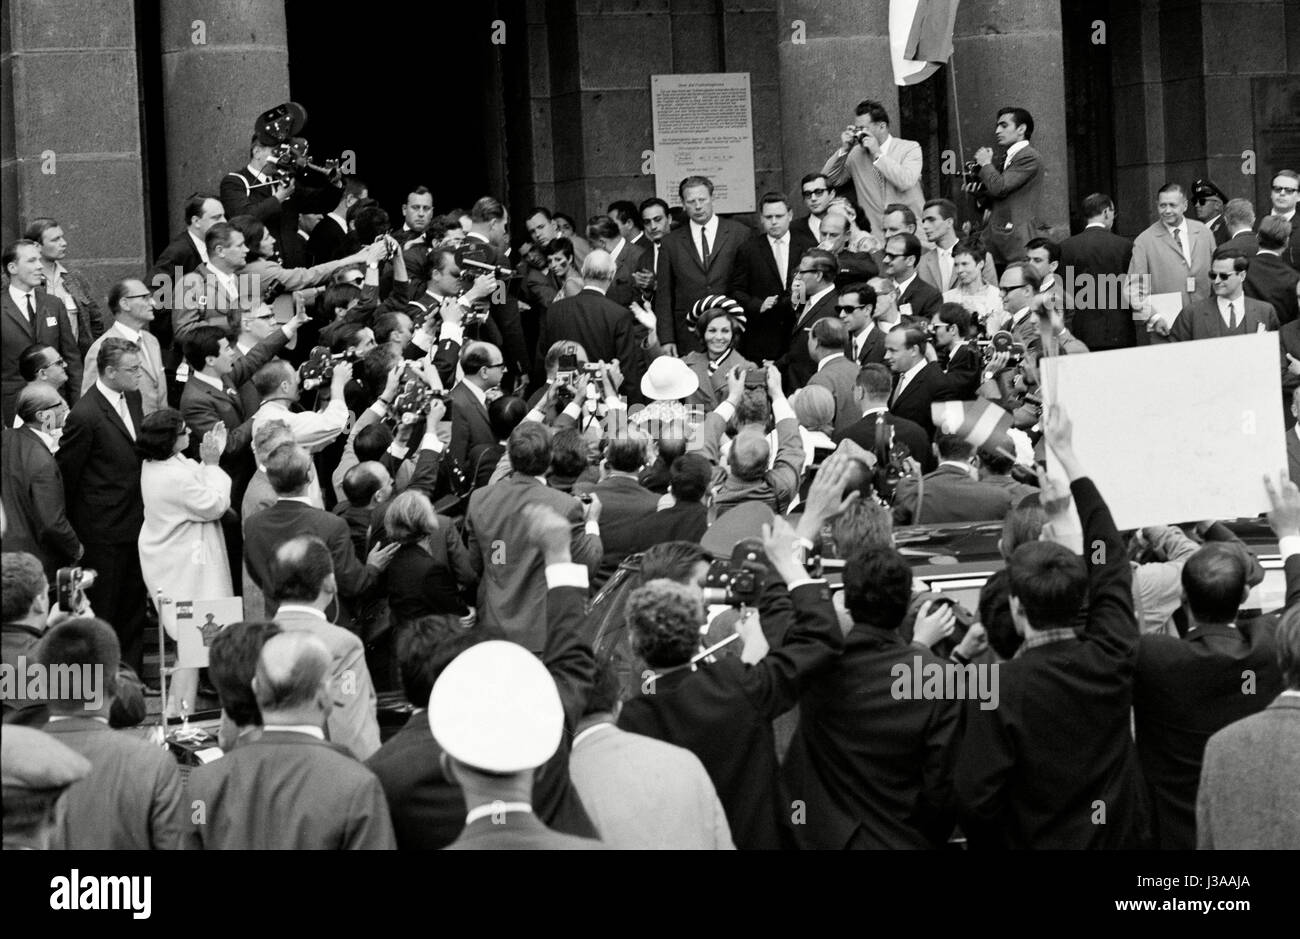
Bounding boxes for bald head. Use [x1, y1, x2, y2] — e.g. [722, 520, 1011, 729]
[581, 249, 615, 285]
[728, 427, 772, 482]
[253, 631, 332, 716]
[15, 382, 64, 424]
[269, 534, 335, 605]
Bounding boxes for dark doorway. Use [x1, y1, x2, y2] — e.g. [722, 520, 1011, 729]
[284, 0, 502, 220]
[1061, 0, 1117, 235]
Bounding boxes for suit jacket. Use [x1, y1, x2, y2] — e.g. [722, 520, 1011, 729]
[448, 381, 495, 467]
[783, 625, 962, 848]
[0, 426, 81, 576]
[892, 463, 1015, 525]
[833, 409, 936, 474]
[56, 384, 145, 545]
[446, 811, 604, 850]
[896, 274, 943, 321]
[653, 217, 749, 352]
[2, 289, 82, 426]
[821, 136, 925, 238]
[537, 289, 639, 394]
[40, 271, 106, 362]
[917, 245, 998, 292]
[219, 167, 282, 224]
[851, 323, 888, 367]
[462, 232, 530, 378]
[624, 500, 709, 553]
[271, 607, 382, 760]
[173, 262, 243, 341]
[1059, 225, 1135, 349]
[147, 230, 205, 355]
[1128, 219, 1214, 321]
[1264, 211, 1300, 271]
[584, 474, 661, 586]
[1219, 229, 1258, 256]
[464, 474, 601, 651]
[1134, 609, 1286, 850]
[308, 214, 349, 265]
[777, 288, 839, 392]
[1244, 250, 1300, 326]
[618, 580, 843, 850]
[243, 500, 383, 626]
[933, 342, 981, 400]
[368, 577, 600, 849]
[186, 730, 395, 849]
[82, 323, 168, 416]
[44, 716, 187, 849]
[730, 228, 817, 363]
[1169, 295, 1277, 343]
[806, 354, 862, 434]
[1197, 695, 1300, 849]
[386, 528, 479, 620]
[2, 623, 145, 729]
[607, 238, 651, 307]
[888, 361, 952, 439]
[1207, 214, 1229, 245]
[955, 478, 1145, 849]
[978, 144, 1050, 265]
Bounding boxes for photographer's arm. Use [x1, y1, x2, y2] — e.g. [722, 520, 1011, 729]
[977, 148, 1040, 198]
[529, 506, 597, 728]
[767, 382, 806, 509]
[821, 133, 854, 187]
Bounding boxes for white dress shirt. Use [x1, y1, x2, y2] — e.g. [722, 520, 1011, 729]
[96, 378, 136, 439]
[690, 216, 720, 264]
[1164, 220, 1191, 267]
[188, 230, 209, 264]
[1216, 295, 1244, 329]
[851, 322, 875, 362]
[8, 283, 36, 325]
[892, 359, 926, 404]
[1004, 140, 1029, 164]
[768, 232, 790, 284]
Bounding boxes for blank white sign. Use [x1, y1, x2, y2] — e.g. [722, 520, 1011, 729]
[1040, 332, 1284, 530]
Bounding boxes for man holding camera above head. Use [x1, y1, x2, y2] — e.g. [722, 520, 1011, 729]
[972, 107, 1050, 271]
[822, 99, 924, 240]
[250, 356, 351, 454]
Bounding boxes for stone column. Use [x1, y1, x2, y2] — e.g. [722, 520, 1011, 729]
[2, 0, 147, 300]
[159, 0, 289, 217]
[776, 0, 894, 203]
[950, 0, 1069, 236]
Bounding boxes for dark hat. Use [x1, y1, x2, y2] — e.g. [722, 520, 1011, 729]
[1191, 178, 1227, 205]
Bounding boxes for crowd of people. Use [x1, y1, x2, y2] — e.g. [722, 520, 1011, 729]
[3, 98, 1299, 851]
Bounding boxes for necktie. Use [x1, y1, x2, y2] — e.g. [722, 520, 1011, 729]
[1172, 227, 1188, 267]
[700, 228, 711, 267]
[1227, 302, 1238, 331]
[24, 294, 37, 339]
[117, 396, 136, 440]
[773, 237, 787, 284]
[653, 243, 660, 275]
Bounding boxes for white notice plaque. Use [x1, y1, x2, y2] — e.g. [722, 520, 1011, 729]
[652, 73, 756, 214]
[1040, 333, 1285, 530]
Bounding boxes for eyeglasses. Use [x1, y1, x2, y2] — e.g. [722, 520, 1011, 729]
[1272, 185, 1299, 194]
[802, 188, 828, 198]
[835, 304, 865, 312]
[115, 364, 143, 374]
[1208, 271, 1240, 280]
[881, 252, 903, 261]
[43, 359, 68, 369]
[484, 361, 506, 370]
[999, 283, 1027, 293]
[123, 293, 152, 300]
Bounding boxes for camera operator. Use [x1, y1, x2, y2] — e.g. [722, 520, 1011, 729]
[462, 197, 530, 390]
[972, 107, 1049, 271]
[221, 136, 297, 225]
[928, 302, 981, 399]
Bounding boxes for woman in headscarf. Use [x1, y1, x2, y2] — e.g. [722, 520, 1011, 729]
[680, 295, 756, 411]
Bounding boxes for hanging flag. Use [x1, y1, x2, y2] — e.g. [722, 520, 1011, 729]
[931, 398, 1015, 458]
[890, 0, 959, 86]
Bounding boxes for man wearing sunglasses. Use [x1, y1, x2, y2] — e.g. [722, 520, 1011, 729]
[81, 279, 168, 416]
[1170, 249, 1277, 343]
[792, 173, 835, 243]
[1267, 170, 1300, 272]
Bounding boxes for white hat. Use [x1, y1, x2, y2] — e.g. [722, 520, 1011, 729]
[428, 640, 563, 774]
[640, 356, 699, 401]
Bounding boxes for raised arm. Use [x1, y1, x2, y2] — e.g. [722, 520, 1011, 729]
[1264, 474, 1300, 610]
[765, 365, 806, 508]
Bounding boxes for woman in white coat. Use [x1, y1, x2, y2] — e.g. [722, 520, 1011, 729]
[137, 409, 232, 714]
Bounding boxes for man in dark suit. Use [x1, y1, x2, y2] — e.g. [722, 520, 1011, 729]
[776, 248, 840, 392]
[805, 318, 861, 434]
[653, 175, 749, 355]
[837, 282, 888, 367]
[956, 408, 1146, 848]
[586, 215, 650, 308]
[448, 341, 504, 466]
[1059, 193, 1135, 350]
[1170, 249, 1278, 342]
[1246, 216, 1300, 325]
[1217, 198, 1258, 256]
[187, 630, 396, 849]
[536, 251, 638, 395]
[1, 386, 81, 579]
[3, 240, 81, 426]
[220, 137, 292, 223]
[817, 209, 878, 284]
[54, 338, 146, 672]
[579, 436, 661, 587]
[1133, 529, 1295, 849]
[783, 544, 963, 848]
[464, 423, 602, 652]
[147, 193, 226, 371]
[973, 107, 1050, 269]
[1265, 169, 1300, 272]
[1192, 180, 1231, 246]
[242, 444, 397, 626]
[731, 192, 816, 363]
[369, 510, 601, 848]
[882, 233, 941, 322]
[463, 196, 530, 382]
[624, 454, 711, 552]
[791, 172, 835, 244]
[308, 176, 367, 265]
[833, 363, 935, 473]
[885, 324, 953, 439]
[892, 434, 1015, 525]
[929, 303, 981, 399]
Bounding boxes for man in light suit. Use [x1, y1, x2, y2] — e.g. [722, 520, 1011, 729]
[973, 107, 1050, 269]
[805, 318, 862, 434]
[822, 99, 924, 239]
[173, 222, 249, 345]
[55, 338, 147, 673]
[1059, 193, 1135, 350]
[3, 240, 81, 426]
[536, 251, 639, 395]
[267, 535, 382, 760]
[465, 422, 602, 652]
[775, 249, 841, 392]
[1197, 609, 1300, 849]
[653, 175, 749, 356]
[448, 341, 504, 466]
[187, 630, 396, 849]
[40, 618, 187, 849]
[1, 386, 82, 580]
[918, 198, 997, 291]
[81, 279, 167, 415]
[883, 233, 942, 322]
[1170, 248, 1278, 343]
[1128, 182, 1215, 344]
[731, 192, 817, 363]
[585, 214, 650, 308]
[1246, 216, 1300, 326]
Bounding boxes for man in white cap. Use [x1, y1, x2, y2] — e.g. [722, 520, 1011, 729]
[434, 505, 605, 850]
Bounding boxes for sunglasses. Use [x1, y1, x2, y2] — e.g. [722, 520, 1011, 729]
[802, 188, 829, 198]
[1272, 185, 1299, 194]
[836, 304, 865, 312]
[1208, 271, 1241, 280]
[999, 283, 1027, 292]
[881, 252, 904, 261]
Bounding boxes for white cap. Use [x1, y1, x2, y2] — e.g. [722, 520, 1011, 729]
[640, 356, 700, 402]
[428, 640, 563, 773]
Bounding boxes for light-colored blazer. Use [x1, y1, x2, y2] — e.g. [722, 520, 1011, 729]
[917, 246, 998, 292]
[82, 322, 168, 415]
[823, 136, 925, 240]
[1128, 218, 1214, 324]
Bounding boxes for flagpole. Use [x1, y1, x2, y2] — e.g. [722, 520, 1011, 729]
[949, 52, 964, 164]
